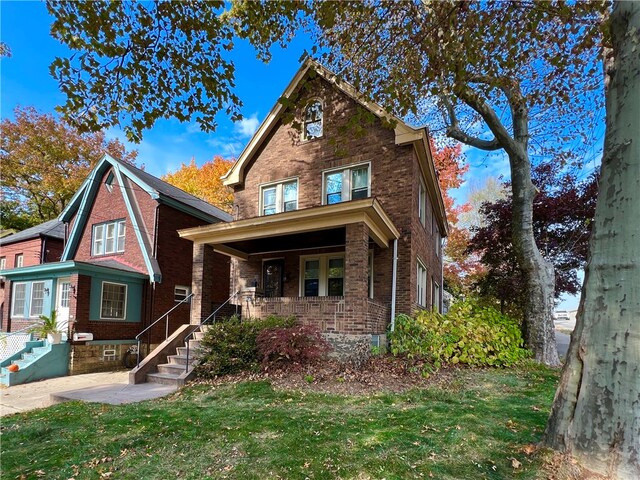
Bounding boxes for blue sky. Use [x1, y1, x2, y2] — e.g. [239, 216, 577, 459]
[2, 1, 590, 309]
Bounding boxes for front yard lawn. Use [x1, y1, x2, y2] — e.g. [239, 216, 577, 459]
[1, 363, 558, 479]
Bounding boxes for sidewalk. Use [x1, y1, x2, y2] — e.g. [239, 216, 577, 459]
[0, 371, 176, 417]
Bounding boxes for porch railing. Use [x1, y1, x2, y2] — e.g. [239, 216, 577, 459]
[135, 292, 194, 367]
[0, 323, 39, 361]
[184, 291, 240, 372]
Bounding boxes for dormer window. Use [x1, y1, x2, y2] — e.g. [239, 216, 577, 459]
[303, 100, 323, 140]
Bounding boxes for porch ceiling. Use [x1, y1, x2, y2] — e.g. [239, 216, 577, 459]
[178, 198, 400, 259]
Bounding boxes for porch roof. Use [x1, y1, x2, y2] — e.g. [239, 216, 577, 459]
[178, 198, 400, 259]
[0, 260, 148, 282]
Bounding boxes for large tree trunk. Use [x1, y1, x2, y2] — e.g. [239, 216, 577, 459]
[508, 148, 560, 367]
[544, 2, 640, 478]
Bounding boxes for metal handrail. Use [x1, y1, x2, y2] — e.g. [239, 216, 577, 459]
[135, 292, 194, 367]
[184, 290, 240, 372]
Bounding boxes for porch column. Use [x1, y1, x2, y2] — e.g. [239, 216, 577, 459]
[344, 223, 369, 334]
[191, 243, 216, 324]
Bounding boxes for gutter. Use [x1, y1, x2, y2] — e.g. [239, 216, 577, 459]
[390, 238, 398, 331]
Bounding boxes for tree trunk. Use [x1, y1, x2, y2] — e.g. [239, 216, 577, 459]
[544, 2, 640, 477]
[508, 147, 560, 367]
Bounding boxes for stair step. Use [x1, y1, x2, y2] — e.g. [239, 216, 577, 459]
[32, 347, 49, 355]
[188, 339, 201, 350]
[176, 346, 188, 356]
[192, 331, 206, 340]
[167, 354, 195, 366]
[146, 372, 183, 385]
[157, 363, 189, 375]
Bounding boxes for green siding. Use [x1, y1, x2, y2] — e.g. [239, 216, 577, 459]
[89, 276, 143, 323]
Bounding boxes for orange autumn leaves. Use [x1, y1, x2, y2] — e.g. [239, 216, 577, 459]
[162, 156, 235, 213]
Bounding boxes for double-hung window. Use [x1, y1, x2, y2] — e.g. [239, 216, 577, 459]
[15, 254, 23, 268]
[29, 281, 45, 317]
[261, 179, 298, 216]
[323, 164, 370, 205]
[0, 256, 5, 270]
[11, 283, 27, 317]
[433, 281, 441, 313]
[301, 254, 345, 297]
[417, 260, 428, 307]
[101, 282, 127, 320]
[418, 179, 427, 227]
[92, 220, 126, 255]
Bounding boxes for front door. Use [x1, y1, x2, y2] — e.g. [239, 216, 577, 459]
[56, 278, 71, 339]
[263, 260, 284, 298]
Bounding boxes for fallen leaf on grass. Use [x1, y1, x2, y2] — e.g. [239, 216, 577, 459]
[521, 444, 537, 455]
[511, 458, 522, 469]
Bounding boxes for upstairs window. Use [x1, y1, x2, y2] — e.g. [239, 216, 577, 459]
[0, 256, 6, 270]
[15, 254, 23, 268]
[323, 164, 370, 205]
[261, 180, 298, 216]
[92, 220, 126, 255]
[418, 179, 427, 227]
[434, 226, 441, 258]
[303, 100, 323, 140]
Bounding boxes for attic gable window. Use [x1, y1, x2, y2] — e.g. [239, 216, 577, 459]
[303, 100, 323, 140]
[105, 171, 115, 192]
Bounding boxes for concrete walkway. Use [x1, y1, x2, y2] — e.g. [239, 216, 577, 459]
[0, 371, 176, 417]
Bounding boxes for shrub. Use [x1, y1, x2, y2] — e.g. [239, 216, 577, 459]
[195, 315, 295, 377]
[389, 299, 530, 375]
[256, 324, 331, 368]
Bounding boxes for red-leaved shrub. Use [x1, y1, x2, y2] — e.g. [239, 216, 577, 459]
[256, 324, 331, 367]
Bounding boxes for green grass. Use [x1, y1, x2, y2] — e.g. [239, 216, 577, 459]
[1, 363, 558, 479]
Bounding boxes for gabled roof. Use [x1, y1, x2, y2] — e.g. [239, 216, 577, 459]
[58, 154, 232, 283]
[0, 219, 65, 246]
[222, 58, 448, 236]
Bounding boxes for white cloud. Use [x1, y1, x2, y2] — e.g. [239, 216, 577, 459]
[205, 138, 245, 157]
[234, 113, 259, 138]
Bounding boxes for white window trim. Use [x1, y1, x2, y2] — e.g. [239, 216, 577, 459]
[417, 258, 428, 307]
[259, 177, 299, 216]
[302, 98, 324, 141]
[433, 280, 441, 313]
[100, 281, 128, 320]
[29, 281, 46, 318]
[92, 219, 126, 255]
[299, 253, 345, 297]
[321, 162, 372, 205]
[11, 282, 27, 318]
[15, 254, 24, 268]
[174, 285, 191, 302]
[418, 178, 427, 227]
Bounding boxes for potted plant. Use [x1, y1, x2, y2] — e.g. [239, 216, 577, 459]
[30, 310, 63, 345]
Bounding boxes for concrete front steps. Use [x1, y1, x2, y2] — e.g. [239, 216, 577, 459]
[1, 341, 70, 386]
[129, 324, 208, 387]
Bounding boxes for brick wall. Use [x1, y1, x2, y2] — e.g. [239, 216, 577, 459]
[0, 238, 46, 269]
[73, 168, 150, 274]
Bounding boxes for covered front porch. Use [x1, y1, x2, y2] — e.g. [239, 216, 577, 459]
[179, 199, 399, 335]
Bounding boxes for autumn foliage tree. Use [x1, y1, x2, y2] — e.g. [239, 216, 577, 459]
[469, 162, 598, 318]
[162, 156, 235, 213]
[430, 139, 481, 295]
[0, 106, 137, 229]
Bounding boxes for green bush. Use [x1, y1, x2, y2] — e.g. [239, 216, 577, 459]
[195, 315, 295, 377]
[389, 300, 530, 375]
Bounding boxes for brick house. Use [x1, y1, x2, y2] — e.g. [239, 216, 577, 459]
[0, 155, 231, 372]
[179, 60, 448, 346]
[0, 220, 65, 329]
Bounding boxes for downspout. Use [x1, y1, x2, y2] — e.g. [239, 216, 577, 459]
[390, 238, 398, 332]
[41, 236, 47, 264]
